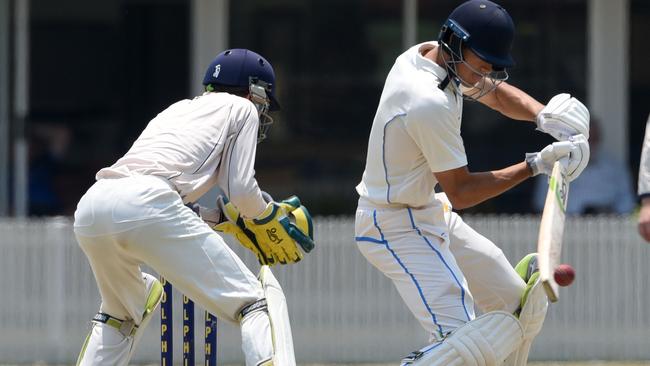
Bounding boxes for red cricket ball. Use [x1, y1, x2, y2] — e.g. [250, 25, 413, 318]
[554, 263, 575, 287]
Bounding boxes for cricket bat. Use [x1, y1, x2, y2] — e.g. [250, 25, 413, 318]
[536, 159, 570, 303]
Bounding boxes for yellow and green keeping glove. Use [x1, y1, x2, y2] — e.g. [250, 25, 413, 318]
[213, 195, 314, 265]
[244, 197, 315, 264]
[210, 196, 269, 265]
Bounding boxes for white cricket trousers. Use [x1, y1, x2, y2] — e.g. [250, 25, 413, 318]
[74, 175, 271, 366]
[355, 202, 525, 342]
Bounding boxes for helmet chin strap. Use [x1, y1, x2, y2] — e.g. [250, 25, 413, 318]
[438, 75, 452, 91]
[436, 43, 460, 92]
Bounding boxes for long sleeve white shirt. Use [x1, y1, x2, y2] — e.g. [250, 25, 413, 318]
[356, 41, 467, 208]
[96, 92, 266, 217]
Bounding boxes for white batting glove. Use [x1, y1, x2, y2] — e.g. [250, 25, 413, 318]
[536, 93, 590, 141]
[526, 141, 574, 177]
[565, 134, 590, 181]
[526, 133, 589, 182]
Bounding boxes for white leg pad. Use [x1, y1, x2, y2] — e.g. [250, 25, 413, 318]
[77, 273, 163, 366]
[76, 322, 132, 366]
[503, 339, 532, 366]
[128, 273, 163, 360]
[260, 265, 296, 366]
[519, 278, 548, 340]
[503, 278, 548, 366]
[402, 311, 524, 366]
[241, 309, 274, 366]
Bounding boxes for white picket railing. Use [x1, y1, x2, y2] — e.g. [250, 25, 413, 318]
[0, 215, 648, 364]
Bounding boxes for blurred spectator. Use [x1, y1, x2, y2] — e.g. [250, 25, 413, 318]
[28, 123, 71, 216]
[532, 119, 635, 215]
[637, 114, 650, 241]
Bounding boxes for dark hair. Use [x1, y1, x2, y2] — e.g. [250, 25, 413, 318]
[205, 83, 248, 97]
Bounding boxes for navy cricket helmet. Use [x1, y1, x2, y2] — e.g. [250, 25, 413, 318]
[202, 49, 280, 111]
[439, 0, 515, 70]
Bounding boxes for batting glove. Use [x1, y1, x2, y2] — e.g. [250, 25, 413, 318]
[536, 93, 590, 141]
[564, 134, 590, 181]
[526, 134, 589, 182]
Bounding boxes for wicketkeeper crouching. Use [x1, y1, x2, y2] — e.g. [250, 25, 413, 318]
[74, 48, 312, 366]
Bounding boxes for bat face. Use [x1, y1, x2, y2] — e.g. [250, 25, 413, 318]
[536, 160, 569, 303]
[552, 168, 569, 212]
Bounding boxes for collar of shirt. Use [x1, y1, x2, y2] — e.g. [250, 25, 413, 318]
[413, 41, 462, 98]
[414, 41, 448, 81]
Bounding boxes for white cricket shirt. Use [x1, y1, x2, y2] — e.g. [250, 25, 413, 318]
[97, 92, 266, 217]
[356, 42, 468, 207]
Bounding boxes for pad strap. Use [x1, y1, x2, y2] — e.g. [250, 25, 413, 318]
[92, 312, 137, 337]
[401, 350, 425, 363]
[239, 299, 268, 320]
[400, 311, 524, 366]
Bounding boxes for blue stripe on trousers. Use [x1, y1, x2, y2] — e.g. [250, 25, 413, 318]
[406, 208, 471, 321]
[369, 209, 445, 338]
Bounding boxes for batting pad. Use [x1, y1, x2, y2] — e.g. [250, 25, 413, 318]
[503, 277, 549, 366]
[519, 276, 548, 340]
[502, 339, 533, 366]
[403, 311, 524, 366]
[259, 265, 296, 366]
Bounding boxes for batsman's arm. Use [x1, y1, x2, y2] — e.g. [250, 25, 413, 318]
[434, 162, 531, 210]
[480, 84, 590, 142]
[638, 198, 650, 242]
[435, 137, 588, 210]
[477, 82, 544, 123]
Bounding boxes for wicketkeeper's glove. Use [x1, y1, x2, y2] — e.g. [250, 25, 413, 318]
[213, 194, 314, 265]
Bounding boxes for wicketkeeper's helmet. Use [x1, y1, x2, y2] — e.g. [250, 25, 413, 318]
[202, 49, 280, 111]
[438, 0, 515, 70]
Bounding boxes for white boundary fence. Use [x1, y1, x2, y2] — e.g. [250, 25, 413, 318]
[1, 215, 649, 364]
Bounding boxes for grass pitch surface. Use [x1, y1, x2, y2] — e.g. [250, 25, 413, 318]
[2, 363, 648, 366]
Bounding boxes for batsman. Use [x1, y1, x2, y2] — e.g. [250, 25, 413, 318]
[354, 1, 589, 365]
[73, 49, 314, 366]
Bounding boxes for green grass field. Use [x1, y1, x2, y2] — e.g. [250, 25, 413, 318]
[302, 363, 649, 366]
[299, 363, 650, 366]
[286, 364, 641, 366]
[6, 361, 650, 366]
[327, 363, 648, 366]
[3, 363, 649, 366]
[143, 363, 649, 366]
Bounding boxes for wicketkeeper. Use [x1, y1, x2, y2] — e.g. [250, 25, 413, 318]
[73, 49, 313, 366]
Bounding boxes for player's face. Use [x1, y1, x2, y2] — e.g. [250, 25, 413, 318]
[457, 48, 494, 86]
